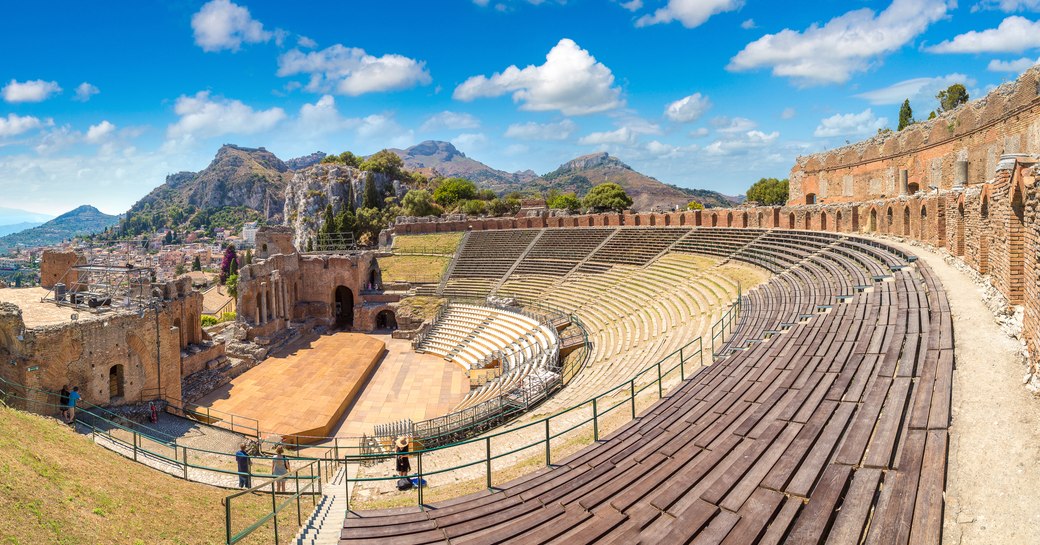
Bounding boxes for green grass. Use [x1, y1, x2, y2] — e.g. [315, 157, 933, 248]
[377, 255, 450, 284]
[396, 296, 446, 322]
[0, 404, 277, 545]
[391, 233, 464, 255]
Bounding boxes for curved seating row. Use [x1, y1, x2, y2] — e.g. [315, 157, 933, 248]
[349, 228, 953, 544]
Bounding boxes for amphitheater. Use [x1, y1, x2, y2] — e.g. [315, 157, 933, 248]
[7, 71, 1040, 545]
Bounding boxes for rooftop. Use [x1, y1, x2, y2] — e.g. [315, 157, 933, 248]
[0, 287, 123, 328]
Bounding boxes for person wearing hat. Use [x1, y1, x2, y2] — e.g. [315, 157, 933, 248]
[395, 436, 411, 478]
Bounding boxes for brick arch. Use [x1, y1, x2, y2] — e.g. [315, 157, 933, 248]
[803, 211, 812, 230]
[868, 207, 878, 233]
[886, 206, 894, 234]
[726, 212, 734, 227]
[788, 212, 795, 229]
[835, 210, 843, 232]
[902, 205, 911, 236]
[741, 212, 749, 228]
[711, 213, 718, 227]
[919, 204, 928, 241]
[820, 211, 828, 231]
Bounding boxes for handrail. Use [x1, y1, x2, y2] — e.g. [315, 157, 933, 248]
[224, 457, 331, 545]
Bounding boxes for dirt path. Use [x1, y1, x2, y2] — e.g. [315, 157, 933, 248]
[881, 238, 1040, 544]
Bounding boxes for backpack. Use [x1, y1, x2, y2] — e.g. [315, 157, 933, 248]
[396, 478, 413, 491]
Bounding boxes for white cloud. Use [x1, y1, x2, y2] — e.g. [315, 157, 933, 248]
[664, 93, 712, 123]
[703, 130, 779, 156]
[690, 127, 710, 137]
[167, 91, 286, 140]
[277, 44, 431, 96]
[578, 127, 636, 145]
[420, 111, 481, 132]
[191, 0, 273, 52]
[0, 114, 50, 138]
[73, 82, 99, 102]
[741, 18, 757, 29]
[814, 109, 888, 137]
[504, 119, 577, 140]
[2, 79, 62, 103]
[988, 56, 1040, 71]
[451, 132, 488, 151]
[85, 121, 116, 144]
[297, 35, 318, 49]
[729, 0, 952, 85]
[355, 114, 415, 148]
[619, 0, 643, 11]
[972, 0, 1040, 12]
[636, 0, 744, 28]
[781, 107, 797, 119]
[453, 38, 624, 115]
[712, 116, 757, 134]
[928, 16, 1040, 53]
[855, 73, 975, 105]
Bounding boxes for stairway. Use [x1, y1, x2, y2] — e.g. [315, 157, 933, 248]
[294, 465, 350, 545]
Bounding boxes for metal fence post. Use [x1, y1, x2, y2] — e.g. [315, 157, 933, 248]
[592, 398, 599, 442]
[225, 495, 232, 545]
[657, 362, 663, 399]
[485, 437, 492, 490]
[679, 346, 685, 381]
[544, 418, 551, 467]
[182, 446, 188, 480]
[417, 452, 424, 509]
[630, 380, 636, 419]
[133, 432, 138, 462]
[699, 336, 704, 366]
[270, 483, 279, 545]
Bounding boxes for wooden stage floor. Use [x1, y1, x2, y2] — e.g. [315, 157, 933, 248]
[197, 333, 386, 441]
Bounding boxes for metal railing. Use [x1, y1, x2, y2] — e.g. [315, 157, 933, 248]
[224, 457, 329, 545]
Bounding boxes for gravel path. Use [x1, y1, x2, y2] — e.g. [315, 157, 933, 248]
[878, 237, 1040, 545]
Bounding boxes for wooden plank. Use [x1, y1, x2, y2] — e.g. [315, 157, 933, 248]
[785, 464, 854, 544]
[908, 430, 947, 545]
[824, 468, 883, 545]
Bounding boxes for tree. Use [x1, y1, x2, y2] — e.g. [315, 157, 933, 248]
[225, 274, 239, 299]
[322, 204, 335, 234]
[461, 199, 488, 216]
[476, 188, 497, 201]
[219, 245, 237, 284]
[745, 177, 789, 205]
[244, 250, 253, 265]
[359, 149, 405, 178]
[401, 189, 442, 217]
[547, 192, 582, 213]
[433, 177, 478, 207]
[898, 99, 914, 131]
[582, 183, 633, 213]
[928, 111, 937, 120]
[338, 151, 361, 168]
[306, 238, 313, 252]
[191, 256, 202, 271]
[937, 84, 969, 113]
[363, 177, 381, 209]
[175, 263, 187, 276]
[687, 200, 705, 210]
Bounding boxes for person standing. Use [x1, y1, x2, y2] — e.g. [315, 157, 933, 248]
[59, 385, 70, 422]
[235, 443, 252, 488]
[271, 446, 289, 493]
[66, 387, 81, 425]
[395, 436, 411, 478]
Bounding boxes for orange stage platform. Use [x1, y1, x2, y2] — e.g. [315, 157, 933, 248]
[196, 333, 386, 443]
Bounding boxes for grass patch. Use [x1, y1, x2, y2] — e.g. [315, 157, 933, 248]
[0, 405, 277, 545]
[392, 233, 464, 255]
[396, 297, 446, 323]
[377, 255, 449, 284]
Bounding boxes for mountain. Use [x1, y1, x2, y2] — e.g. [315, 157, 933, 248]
[543, 153, 740, 211]
[388, 141, 543, 193]
[0, 207, 52, 226]
[0, 222, 45, 237]
[285, 151, 327, 170]
[121, 144, 291, 236]
[0, 205, 119, 252]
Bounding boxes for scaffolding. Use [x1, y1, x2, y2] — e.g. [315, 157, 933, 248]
[41, 249, 159, 314]
[307, 232, 359, 254]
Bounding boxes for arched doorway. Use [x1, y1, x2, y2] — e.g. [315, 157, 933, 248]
[726, 212, 733, 227]
[835, 211, 843, 232]
[907, 182, 920, 194]
[711, 213, 718, 227]
[955, 202, 965, 256]
[902, 206, 910, 236]
[869, 209, 878, 232]
[821, 211, 828, 231]
[886, 207, 894, 233]
[803, 213, 811, 230]
[1010, 186, 1026, 302]
[979, 197, 990, 274]
[788, 213, 795, 229]
[334, 286, 354, 329]
[368, 268, 381, 291]
[375, 309, 398, 330]
[757, 211, 764, 227]
[109, 364, 125, 400]
[741, 212, 748, 228]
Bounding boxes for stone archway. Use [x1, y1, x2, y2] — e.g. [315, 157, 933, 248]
[886, 207, 894, 233]
[375, 309, 397, 330]
[805, 193, 817, 205]
[711, 213, 718, 227]
[1010, 186, 1026, 303]
[334, 286, 354, 329]
[788, 213, 795, 229]
[821, 211, 828, 231]
[803, 212, 811, 230]
[902, 206, 911, 236]
[726, 212, 733, 227]
[109, 364, 125, 400]
[920, 205, 928, 241]
[870, 208, 878, 232]
[741, 212, 748, 228]
[835, 211, 843, 232]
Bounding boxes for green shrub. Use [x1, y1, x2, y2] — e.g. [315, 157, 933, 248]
[201, 315, 218, 327]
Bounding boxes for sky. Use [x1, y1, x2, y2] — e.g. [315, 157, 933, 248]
[1, 0, 1039, 216]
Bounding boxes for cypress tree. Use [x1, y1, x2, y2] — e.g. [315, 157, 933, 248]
[898, 99, 914, 131]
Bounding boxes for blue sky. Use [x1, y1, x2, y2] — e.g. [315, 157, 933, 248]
[1, 0, 1038, 215]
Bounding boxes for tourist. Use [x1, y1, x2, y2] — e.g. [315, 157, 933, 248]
[66, 386, 81, 425]
[59, 385, 70, 421]
[271, 446, 289, 493]
[395, 436, 411, 478]
[235, 443, 252, 488]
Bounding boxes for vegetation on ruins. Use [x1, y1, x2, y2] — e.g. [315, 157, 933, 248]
[219, 245, 237, 284]
[582, 182, 633, 212]
[687, 200, 705, 210]
[546, 190, 582, 213]
[898, 99, 914, 131]
[433, 177, 479, 207]
[745, 177, 789, 205]
[401, 189, 443, 217]
[937, 83, 969, 113]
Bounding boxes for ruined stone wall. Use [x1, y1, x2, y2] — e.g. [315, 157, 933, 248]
[39, 250, 83, 290]
[255, 226, 297, 259]
[788, 68, 1040, 205]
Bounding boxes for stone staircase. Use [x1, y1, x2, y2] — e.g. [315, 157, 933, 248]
[294, 465, 349, 545]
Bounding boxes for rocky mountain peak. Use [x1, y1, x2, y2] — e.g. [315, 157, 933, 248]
[560, 152, 630, 173]
[407, 140, 466, 161]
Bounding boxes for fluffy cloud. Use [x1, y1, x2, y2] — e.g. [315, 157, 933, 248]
[636, 0, 743, 28]
[191, 0, 274, 52]
[278, 45, 431, 96]
[814, 109, 888, 137]
[73, 82, 99, 102]
[729, 0, 951, 85]
[421, 111, 481, 132]
[703, 130, 779, 156]
[972, 0, 1040, 11]
[84, 121, 116, 144]
[741, 18, 757, 29]
[854, 73, 975, 105]
[2, 79, 61, 103]
[619, 0, 643, 11]
[355, 114, 415, 148]
[928, 16, 1040, 53]
[167, 91, 286, 140]
[451, 133, 488, 151]
[712, 116, 757, 134]
[504, 119, 577, 140]
[578, 127, 637, 145]
[988, 56, 1040, 71]
[0, 114, 49, 138]
[453, 39, 624, 115]
[664, 93, 712, 123]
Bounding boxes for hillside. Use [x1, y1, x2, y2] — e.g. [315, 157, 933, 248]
[544, 153, 740, 210]
[388, 141, 542, 193]
[0, 205, 119, 252]
[0, 404, 272, 544]
[0, 221, 44, 237]
[121, 144, 290, 236]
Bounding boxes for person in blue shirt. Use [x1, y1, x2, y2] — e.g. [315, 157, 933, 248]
[66, 387, 81, 424]
[235, 443, 252, 488]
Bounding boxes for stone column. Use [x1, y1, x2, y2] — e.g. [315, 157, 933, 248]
[282, 281, 290, 320]
[259, 283, 268, 324]
[899, 170, 909, 195]
[955, 160, 968, 187]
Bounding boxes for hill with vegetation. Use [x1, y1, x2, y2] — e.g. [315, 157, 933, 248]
[119, 144, 290, 237]
[0, 404, 273, 545]
[388, 140, 542, 193]
[0, 205, 119, 252]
